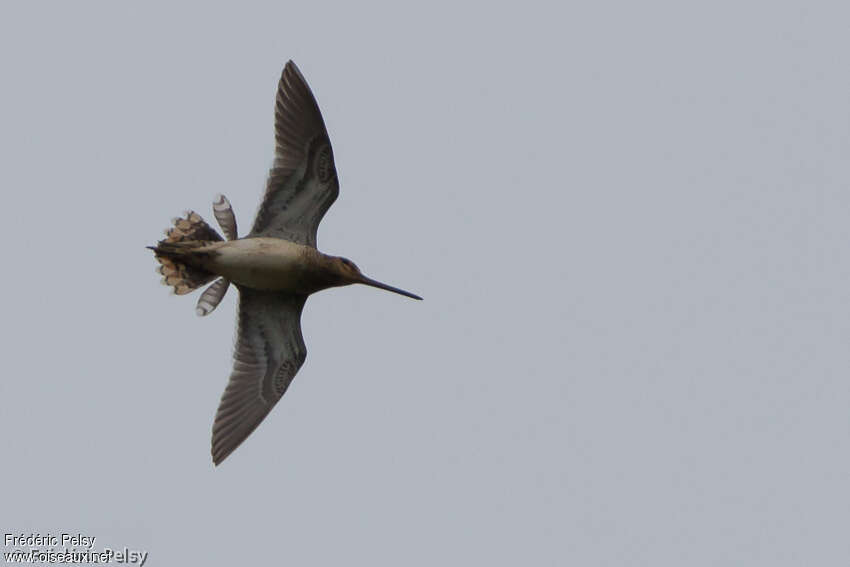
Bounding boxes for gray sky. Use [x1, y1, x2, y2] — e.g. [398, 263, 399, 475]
[2, 1, 849, 565]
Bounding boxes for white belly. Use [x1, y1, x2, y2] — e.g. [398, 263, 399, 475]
[207, 237, 314, 291]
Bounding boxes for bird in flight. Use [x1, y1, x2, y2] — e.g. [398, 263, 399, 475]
[150, 61, 421, 465]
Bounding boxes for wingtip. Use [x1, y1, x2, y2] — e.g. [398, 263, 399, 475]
[283, 60, 306, 83]
[212, 447, 229, 467]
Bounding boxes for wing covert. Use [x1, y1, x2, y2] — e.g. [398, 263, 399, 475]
[250, 60, 339, 247]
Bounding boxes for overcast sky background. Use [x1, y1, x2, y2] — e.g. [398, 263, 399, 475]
[2, 1, 849, 565]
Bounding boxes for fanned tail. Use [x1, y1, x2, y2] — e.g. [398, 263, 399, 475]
[150, 211, 223, 295]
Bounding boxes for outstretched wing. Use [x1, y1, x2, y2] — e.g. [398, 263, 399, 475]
[249, 60, 339, 248]
[211, 288, 308, 465]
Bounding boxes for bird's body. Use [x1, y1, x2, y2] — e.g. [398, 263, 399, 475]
[193, 238, 333, 294]
[150, 61, 420, 465]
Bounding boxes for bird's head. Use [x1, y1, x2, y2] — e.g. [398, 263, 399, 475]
[330, 256, 422, 300]
[333, 256, 363, 281]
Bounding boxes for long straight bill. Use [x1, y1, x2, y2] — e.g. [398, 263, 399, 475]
[360, 276, 422, 300]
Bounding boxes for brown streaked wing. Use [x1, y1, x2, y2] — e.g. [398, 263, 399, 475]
[211, 288, 308, 465]
[249, 60, 339, 248]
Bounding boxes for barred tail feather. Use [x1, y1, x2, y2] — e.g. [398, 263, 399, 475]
[165, 210, 224, 243]
[196, 278, 230, 316]
[213, 194, 238, 240]
[151, 211, 223, 296]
